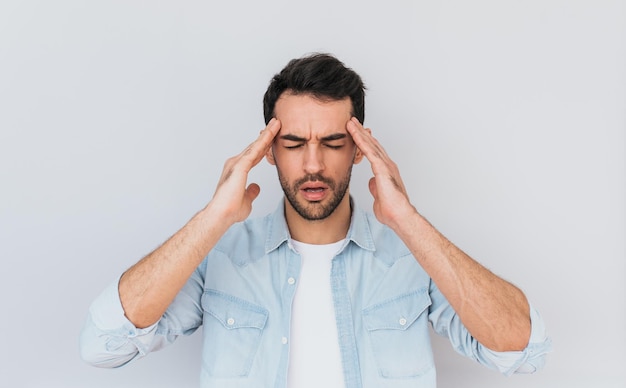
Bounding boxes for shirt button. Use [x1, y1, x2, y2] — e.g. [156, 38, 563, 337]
[281, 336, 288, 345]
[287, 277, 296, 285]
[227, 318, 235, 326]
[399, 318, 407, 326]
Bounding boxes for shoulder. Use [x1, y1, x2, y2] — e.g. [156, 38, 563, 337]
[354, 208, 413, 266]
[353, 209, 432, 302]
[210, 214, 273, 266]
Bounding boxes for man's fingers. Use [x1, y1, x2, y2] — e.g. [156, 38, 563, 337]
[255, 118, 281, 151]
[237, 118, 281, 169]
[348, 118, 409, 196]
[347, 117, 392, 177]
[217, 119, 281, 189]
[347, 118, 386, 160]
[245, 183, 261, 203]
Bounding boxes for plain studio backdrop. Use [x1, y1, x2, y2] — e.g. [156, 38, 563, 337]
[1, 1, 624, 387]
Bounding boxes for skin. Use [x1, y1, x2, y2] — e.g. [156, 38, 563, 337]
[118, 92, 530, 352]
[266, 93, 364, 243]
[118, 117, 282, 329]
[345, 116, 531, 351]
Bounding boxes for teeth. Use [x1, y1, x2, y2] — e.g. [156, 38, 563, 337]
[305, 188, 324, 192]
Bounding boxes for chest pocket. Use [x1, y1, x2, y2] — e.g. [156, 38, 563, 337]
[201, 289, 268, 378]
[362, 288, 434, 378]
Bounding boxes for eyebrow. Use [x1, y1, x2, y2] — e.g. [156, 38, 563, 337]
[279, 133, 348, 142]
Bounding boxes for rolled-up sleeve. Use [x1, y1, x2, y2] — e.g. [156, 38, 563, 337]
[428, 280, 552, 376]
[471, 304, 551, 375]
[80, 265, 205, 368]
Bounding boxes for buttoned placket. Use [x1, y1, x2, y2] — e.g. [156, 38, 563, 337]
[282, 271, 296, 347]
[275, 243, 302, 388]
[330, 243, 364, 388]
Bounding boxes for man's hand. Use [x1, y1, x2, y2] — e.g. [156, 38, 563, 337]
[346, 117, 416, 231]
[209, 118, 281, 225]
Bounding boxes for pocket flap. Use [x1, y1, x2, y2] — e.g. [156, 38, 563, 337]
[202, 289, 268, 330]
[362, 288, 431, 331]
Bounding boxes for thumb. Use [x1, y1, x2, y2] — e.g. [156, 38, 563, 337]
[368, 177, 378, 199]
[245, 183, 261, 204]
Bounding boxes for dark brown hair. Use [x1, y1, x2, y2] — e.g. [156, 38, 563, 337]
[263, 53, 366, 124]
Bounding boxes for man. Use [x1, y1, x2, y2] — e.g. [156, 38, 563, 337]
[80, 53, 550, 387]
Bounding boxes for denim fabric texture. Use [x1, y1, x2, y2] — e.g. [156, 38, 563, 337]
[81, 199, 551, 388]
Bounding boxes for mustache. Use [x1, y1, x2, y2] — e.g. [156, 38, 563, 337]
[294, 174, 335, 190]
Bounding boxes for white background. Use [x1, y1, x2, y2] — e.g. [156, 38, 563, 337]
[1, 1, 624, 387]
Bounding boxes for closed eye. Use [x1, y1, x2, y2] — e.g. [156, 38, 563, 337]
[322, 133, 347, 150]
[284, 143, 304, 149]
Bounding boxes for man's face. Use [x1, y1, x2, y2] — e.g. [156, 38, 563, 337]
[266, 93, 363, 221]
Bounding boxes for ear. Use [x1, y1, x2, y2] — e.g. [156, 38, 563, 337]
[353, 127, 371, 165]
[265, 145, 276, 165]
[353, 146, 365, 164]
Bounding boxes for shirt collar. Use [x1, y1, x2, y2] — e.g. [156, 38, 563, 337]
[264, 196, 376, 254]
[265, 199, 291, 253]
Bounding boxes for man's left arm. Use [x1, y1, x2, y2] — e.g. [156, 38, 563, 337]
[347, 117, 535, 352]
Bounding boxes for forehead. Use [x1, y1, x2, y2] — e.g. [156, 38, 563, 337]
[274, 93, 352, 137]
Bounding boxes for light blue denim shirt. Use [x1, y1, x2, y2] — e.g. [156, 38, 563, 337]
[80, 200, 551, 388]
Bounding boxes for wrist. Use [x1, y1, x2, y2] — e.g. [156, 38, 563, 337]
[386, 203, 422, 235]
[197, 202, 238, 235]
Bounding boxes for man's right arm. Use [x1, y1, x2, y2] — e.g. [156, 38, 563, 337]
[118, 118, 280, 328]
[81, 119, 281, 366]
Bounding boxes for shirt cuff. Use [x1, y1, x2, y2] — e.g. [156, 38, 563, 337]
[527, 303, 548, 344]
[89, 276, 158, 335]
[478, 302, 551, 376]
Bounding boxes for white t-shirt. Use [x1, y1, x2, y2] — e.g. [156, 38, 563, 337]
[287, 239, 346, 388]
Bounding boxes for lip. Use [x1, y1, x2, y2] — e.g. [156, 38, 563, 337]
[299, 181, 329, 202]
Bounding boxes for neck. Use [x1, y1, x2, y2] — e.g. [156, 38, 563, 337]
[284, 194, 352, 244]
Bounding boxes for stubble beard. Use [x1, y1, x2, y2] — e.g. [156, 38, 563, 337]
[278, 169, 352, 221]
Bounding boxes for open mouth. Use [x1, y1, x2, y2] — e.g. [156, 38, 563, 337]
[300, 182, 329, 201]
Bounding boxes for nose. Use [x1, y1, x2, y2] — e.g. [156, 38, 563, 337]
[303, 145, 325, 174]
